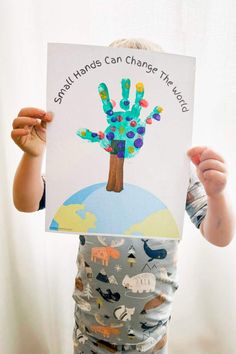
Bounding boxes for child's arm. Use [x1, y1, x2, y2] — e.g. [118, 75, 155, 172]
[187, 146, 235, 247]
[11, 107, 52, 212]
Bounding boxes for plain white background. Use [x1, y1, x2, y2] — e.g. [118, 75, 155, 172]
[0, 1, 236, 353]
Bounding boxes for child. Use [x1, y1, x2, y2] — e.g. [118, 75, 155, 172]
[12, 38, 234, 354]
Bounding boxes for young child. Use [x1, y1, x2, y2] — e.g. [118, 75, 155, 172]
[12, 38, 234, 354]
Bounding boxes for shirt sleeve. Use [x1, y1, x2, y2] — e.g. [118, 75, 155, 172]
[185, 165, 208, 229]
[38, 176, 46, 210]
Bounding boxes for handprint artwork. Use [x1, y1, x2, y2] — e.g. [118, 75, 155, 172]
[49, 78, 180, 237]
[76, 79, 163, 192]
[47, 44, 195, 238]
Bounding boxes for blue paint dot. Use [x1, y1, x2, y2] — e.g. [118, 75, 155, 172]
[117, 151, 124, 158]
[134, 138, 143, 148]
[126, 116, 132, 121]
[106, 110, 113, 116]
[91, 132, 98, 137]
[127, 131, 135, 139]
[111, 117, 117, 122]
[152, 113, 160, 121]
[137, 127, 145, 134]
[117, 141, 125, 149]
[106, 132, 115, 140]
[124, 100, 130, 106]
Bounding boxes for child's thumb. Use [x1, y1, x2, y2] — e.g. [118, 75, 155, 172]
[187, 149, 200, 165]
[187, 146, 207, 165]
[46, 111, 53, 121]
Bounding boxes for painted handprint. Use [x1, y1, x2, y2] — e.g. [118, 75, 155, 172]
[77, 79, 163, 192]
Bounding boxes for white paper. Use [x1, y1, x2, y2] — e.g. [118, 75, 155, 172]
[46, 43, 195, 239]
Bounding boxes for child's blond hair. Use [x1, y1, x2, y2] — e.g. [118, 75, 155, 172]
[108, 38, 164, 52]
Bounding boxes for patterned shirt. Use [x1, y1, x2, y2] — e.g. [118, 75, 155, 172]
[38, 167, 208, 353]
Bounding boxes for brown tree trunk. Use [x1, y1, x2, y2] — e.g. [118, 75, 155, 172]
[106, 154, 124, 192]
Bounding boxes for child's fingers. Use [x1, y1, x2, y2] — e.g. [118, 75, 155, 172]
[201, 169, 226, 185]
[12, 117, 39, 129]
[11, 129, 29, 139]
[18, 107, 46, 118]
[198, 159, 227, 174]
[12, 114, 52, 129]
[44, 111, 53, 122]
[200, 148, 225, 163]
[187, 147, 204, 165]
[187, 146, 225, 165]
[17, 107, 52, 122]
[187, 146, 207, 158]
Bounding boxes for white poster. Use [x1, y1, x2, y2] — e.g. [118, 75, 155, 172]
[46, 43, 195, 239]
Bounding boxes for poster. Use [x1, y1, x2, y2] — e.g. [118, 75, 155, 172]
[46, 43, 195, 239]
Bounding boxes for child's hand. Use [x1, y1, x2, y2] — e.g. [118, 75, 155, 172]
[187, 146, 227, 198]
[11, 107, 53, 157]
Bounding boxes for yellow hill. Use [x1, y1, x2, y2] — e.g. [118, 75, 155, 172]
[54, 204, 96, 232]
[125, 209, 179, 238]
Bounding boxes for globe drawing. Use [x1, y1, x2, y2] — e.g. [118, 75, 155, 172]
[50, 183, 180, 238]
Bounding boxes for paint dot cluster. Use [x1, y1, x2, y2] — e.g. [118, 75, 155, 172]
[78, 105, 163, 158]
[77, 80, 163, 159]
[100, 107, 162, 158]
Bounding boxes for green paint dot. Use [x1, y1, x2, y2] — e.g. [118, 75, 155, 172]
[128, 146, 135, 154]
[119, 126, 125, 134]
